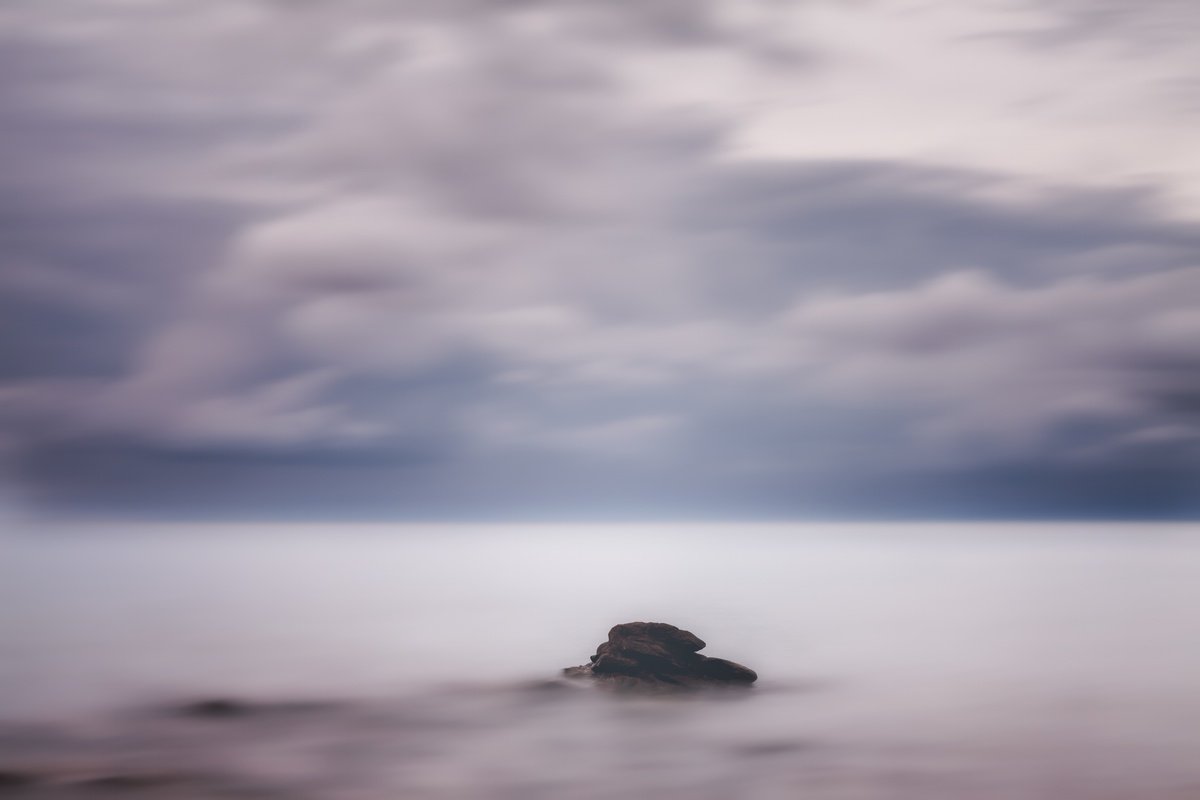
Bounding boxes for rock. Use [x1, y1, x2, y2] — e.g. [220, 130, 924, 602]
[0, 769, 40, 790]
[564, 621, 757, 690]
[174, 698, 344, 719]
[76, 772, 190, 791]
[177, 699, 252, 719]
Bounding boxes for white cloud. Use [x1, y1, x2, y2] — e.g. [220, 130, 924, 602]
[718, 2, 1200, 217]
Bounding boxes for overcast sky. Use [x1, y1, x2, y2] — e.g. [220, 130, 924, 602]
[1, 0, 1197, 519]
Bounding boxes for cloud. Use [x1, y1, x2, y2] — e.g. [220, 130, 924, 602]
[1, 0, 1197, 517]
[1003, 0, 1200, 50]
[777, 267, 1200, 460]
[8, 180, 1195, 463]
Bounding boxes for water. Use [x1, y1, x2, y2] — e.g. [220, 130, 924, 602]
[1, 522, 1198, 798]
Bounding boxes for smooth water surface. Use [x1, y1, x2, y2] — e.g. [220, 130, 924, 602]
[1, 522, 1198, 798]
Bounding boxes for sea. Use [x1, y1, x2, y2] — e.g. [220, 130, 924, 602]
[1, 521, 1198, 799]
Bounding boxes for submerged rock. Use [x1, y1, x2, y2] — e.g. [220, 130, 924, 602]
[563, 622, 757, 690]
[76, 772, 193, 791]
[178, 698, 251, 719]
[174, 697, 345, 720]
[0, 769, 40, 789]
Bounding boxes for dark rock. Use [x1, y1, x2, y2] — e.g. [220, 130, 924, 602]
[695, 657, 759, 683]
[174, 698, 345, 719]
[0, 770, 40, 791]
[564, 621, 756, 690]
[77, 772, 190, 791]
[178, 698, 252, 718]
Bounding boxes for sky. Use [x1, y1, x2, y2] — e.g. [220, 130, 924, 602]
[1, 0, 1197, 520]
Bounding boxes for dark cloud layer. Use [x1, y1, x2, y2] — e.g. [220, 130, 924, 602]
[1, 0, 1197, 518]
